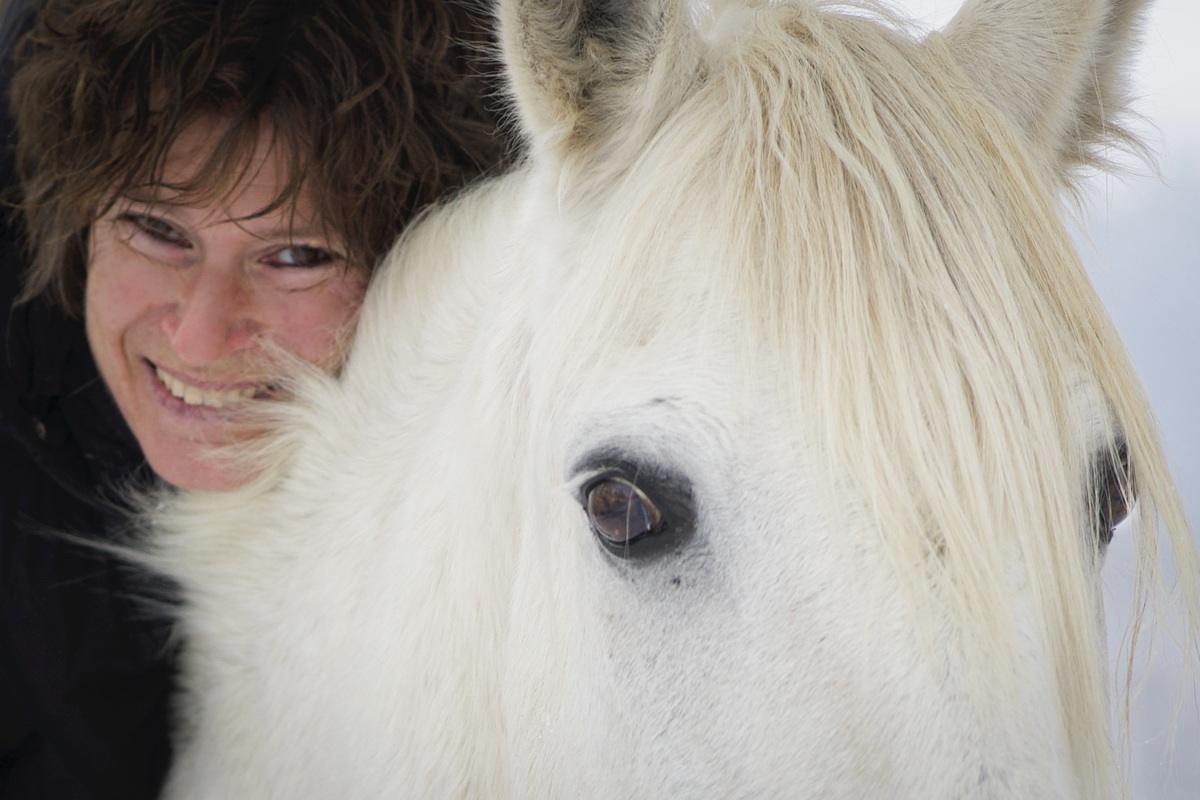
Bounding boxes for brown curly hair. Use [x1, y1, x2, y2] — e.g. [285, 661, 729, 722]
[9, 0, 510, 314]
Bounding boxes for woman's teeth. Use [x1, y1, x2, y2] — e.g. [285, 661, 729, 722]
[156, 367, 262, 408]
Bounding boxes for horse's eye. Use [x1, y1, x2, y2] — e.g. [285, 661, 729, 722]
[586, 476, 664, 552]
[573, 454, 696, 560]
[1092, 441, 1132, 549]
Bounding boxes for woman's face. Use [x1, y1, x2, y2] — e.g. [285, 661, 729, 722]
[85, 122, 368, 491]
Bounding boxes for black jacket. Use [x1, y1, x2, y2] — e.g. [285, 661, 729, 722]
[1, 2, 175, 796]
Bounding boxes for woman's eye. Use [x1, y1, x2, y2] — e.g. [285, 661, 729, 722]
[267, 245, 336, 269]
[117, 213, 191, 248]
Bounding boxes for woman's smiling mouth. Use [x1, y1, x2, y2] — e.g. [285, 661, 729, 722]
[153, 364, 267, 408]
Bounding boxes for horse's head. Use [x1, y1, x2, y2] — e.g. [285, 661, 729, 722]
[469, 1, 1197, 794]
[155, 1, 1200, 798]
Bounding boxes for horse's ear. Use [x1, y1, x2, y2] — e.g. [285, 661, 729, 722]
[941, 0, 1149, 179]
[498, 0, 701, 157]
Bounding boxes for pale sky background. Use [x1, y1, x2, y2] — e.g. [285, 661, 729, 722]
[894, 1, 1200, 797]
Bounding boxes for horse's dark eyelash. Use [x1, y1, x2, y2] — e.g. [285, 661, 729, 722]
[570, 453, 687, 505]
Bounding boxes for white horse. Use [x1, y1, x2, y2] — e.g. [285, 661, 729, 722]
[145, 0, 1200, 797]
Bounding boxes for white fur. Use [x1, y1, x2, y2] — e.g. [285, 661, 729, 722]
[147, 1, 1200, 797]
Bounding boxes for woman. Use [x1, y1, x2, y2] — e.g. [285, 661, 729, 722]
[0, 0, 507, 795]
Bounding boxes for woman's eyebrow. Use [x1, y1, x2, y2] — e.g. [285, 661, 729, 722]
[114, 199, 334, 240]
[249, 226, 335, 242]
[115, 191, 188, 207]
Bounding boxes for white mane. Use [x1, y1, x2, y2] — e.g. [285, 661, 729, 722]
[145, 1, 1200, 797]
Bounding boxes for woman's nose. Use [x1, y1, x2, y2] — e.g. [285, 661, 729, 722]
[161, 263, 263, 366]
